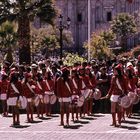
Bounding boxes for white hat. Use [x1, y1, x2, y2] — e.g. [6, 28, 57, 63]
[126, 62, 133, 68]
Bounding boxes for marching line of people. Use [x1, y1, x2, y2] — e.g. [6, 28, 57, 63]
[0, 56, 140, 127]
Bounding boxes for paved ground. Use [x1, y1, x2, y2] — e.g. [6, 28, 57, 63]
[0, 113, 140, 140]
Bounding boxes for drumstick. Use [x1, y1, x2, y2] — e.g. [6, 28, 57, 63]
[100, 96, 107, 100]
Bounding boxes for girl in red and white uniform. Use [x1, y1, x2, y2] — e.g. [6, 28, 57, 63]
[7, 72, 23, 126]
[0, 73, 9, 117]
[36, 73, 46, 118]
[106, 64, 128, 127]
[22, 73, 37, 122]
[44, 71, 55, 116]
[85, 66, 96, 115]
[125, 63, 138, 118]
[78, 66, 92, 117]
[56, 67, 73, 126]
[71, 67, 81, 121]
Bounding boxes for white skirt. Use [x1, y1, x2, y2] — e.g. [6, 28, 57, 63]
[7, 97, 18, 106]
[59, 97, 71, 103]
[110, 95, 120, 103]
[0, 93, 7, 100]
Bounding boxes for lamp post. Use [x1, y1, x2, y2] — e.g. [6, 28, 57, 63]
[58, 14, 71, 59]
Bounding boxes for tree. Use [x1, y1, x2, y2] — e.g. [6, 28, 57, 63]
[30, 25, 74, 59]
[0, 21, 17, 64]
[111, 13, 137, 51]
[0, 0, 57, 64]
[84, 32, 114, 59]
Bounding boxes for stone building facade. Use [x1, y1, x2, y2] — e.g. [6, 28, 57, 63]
[54, 0, 140, 52]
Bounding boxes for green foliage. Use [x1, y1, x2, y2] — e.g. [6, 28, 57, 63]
[100, 30, 116, 46]
[63, 53, 86, 66]
[4, 49, 13, 64]
[0, 0, 57, 25]
[84, 32, 114, 59]
[0, 21, 17, 64]
[0, 21, 17, 49]
[111, 13, 137, 37]
[30, 25, 74, 57]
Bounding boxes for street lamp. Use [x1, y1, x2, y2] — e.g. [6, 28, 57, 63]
[58, 14, 71, 59]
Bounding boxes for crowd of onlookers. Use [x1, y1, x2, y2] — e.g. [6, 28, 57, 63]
[0, 56, 140, 127]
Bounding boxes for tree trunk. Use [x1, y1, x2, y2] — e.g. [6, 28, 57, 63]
[18, 14, 31, 64]
[121, 36, 127, 52]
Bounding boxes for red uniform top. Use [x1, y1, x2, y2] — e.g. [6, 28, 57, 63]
[89, 75, 96, 89]
[56, 77, 72, 98]
[108, 76, 128, 96]
[71, 77, 81, 96]
[126, 76, 138, 92]
[0, 80, 9, 94]
[44, 79, 55, 92]
[79, 76, 92, 90]
[36, 80, 46, 95]
[7, 81, 23, 98]
[22, 80, 37, 98]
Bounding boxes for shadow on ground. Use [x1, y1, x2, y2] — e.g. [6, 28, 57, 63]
[73, 120, 89, 124]
[10, 125, 31, 128]
[119, 125, 138, 130]
[63, 124, 83, 129]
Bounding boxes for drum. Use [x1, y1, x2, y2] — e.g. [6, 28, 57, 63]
[50, 95, 57, 105]
[93, 88, 101, 100]
[71, 95, 79, 105]
[136, 88, 140, 97]
[81, 89, 90, 99]
[119, 95, 131, 108]
[19, 96, 27, 109]
[34, 95, 40, 107]
[77, 95, 85, 107]
[44, 94, 50, 104]
[128, 92, 139, 104]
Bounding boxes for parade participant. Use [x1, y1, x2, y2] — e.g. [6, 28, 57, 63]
[36, 73, 46, 118]
[22, 73, 36, 123]
[44, 70, 55, 116]
[56, 67, 72, 126]
[106, 64, 128, 127]
[31, 64, 38, 81]
[71, 67, 80, 121]
[85, 66, 96, 115]
[125, 62, 138, 118]
[78, 66, 91, 117]
[7, 72, 23, 126]
[18, 65, 26, 81]
[0, 72, 9, 117]
[2, 61, 10, 75]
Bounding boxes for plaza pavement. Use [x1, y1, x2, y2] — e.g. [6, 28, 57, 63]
[0, 113, 140, 140]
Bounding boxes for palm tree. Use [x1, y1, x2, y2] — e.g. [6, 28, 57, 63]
[0, 0, 57, 64]
[0, 21, 17, 64]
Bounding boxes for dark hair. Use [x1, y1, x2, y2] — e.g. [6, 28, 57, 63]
[10, 73, 19, 83]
